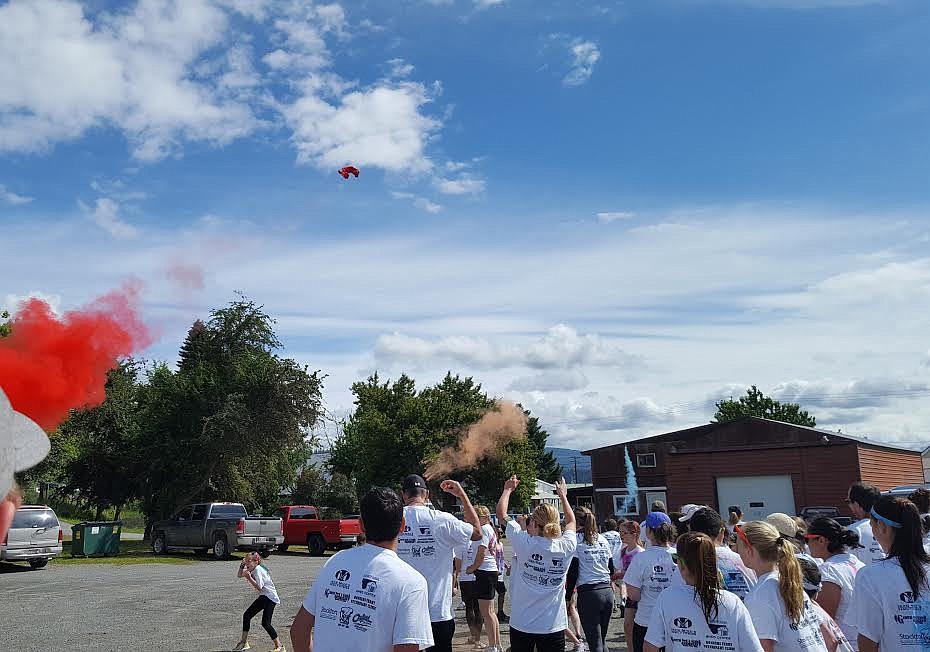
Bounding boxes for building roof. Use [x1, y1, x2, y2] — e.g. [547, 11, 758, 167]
[581, 416, 924, 456]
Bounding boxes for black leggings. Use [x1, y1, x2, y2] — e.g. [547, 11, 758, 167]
[461, 581, 483, 635]
[577, 584, 613, 652]
[509, 627, 566, 652]
[243, 595, 278, 640]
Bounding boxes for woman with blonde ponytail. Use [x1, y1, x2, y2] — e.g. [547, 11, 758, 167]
[736, 521, 828, 652]
[497, 476, 577, 652]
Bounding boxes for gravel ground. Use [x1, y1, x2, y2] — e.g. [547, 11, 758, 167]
[0, 547, 629, 651]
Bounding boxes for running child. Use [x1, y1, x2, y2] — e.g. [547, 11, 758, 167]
[234, 552, 285, 652]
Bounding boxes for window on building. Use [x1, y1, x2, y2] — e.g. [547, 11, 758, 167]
[636, 453, 657, 468]
[613, 493, 639, 516]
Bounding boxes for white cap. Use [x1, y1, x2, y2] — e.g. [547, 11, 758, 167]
[679, 504, 708, 522]
[0, 387, 49, 496]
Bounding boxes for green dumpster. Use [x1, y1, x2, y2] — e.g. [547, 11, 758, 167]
[71, 521, 122, 557]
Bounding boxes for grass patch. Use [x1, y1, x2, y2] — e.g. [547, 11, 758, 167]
[54, 540, 198, 566]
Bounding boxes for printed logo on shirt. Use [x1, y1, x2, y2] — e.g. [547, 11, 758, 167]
[421, 545, 436, 557]
[551, 558, 564, 568]
[338, 607, 353, 628]
[654, 565, 665, 573]
[419, 527, 431, 535]
[902, 592, 917, 604]
[412, 545, 422, 557]
[708, 622, 730, 637]
[324, 589, 350, 602]
[532, 553, 543, 562]
[319, 606, 338, 621]
[352, 612, 373, 632]
[361, 577, 378, 594]
[403, 525, 411, 533]
[895, 614, 929, 625]
[674, 618, 694, 629]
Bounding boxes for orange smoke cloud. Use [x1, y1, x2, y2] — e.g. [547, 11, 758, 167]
[424, 401, 528, 480]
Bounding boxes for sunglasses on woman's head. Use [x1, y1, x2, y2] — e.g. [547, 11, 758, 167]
[734, 524, 752, 549]
[671, 553, 682, 565]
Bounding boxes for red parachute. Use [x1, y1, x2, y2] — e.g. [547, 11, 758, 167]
[338, 166, 360, 179]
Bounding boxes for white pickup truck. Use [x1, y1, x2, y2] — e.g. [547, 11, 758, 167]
[151, 502, 283, 559]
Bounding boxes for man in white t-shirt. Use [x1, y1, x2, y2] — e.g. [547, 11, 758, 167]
[846, 482, 885, 566]
[291, 487, 434, 652]
[397, 474, 483, 652]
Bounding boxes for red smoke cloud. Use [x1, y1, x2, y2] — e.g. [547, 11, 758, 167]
[0, 283, 152, 431]
[164, 260, 205, 293]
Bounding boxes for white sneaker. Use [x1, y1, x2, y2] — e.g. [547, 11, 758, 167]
[576, 643, 589, 652]
[270, 646, 286, 652]
[233, 642, 251, 651]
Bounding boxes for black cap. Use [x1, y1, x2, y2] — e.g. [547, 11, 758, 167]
[402, 474, 427, 493]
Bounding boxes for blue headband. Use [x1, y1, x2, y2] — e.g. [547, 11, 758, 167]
[870, 506, 902, 529]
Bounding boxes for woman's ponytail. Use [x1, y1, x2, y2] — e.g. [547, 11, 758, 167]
[543, 522, 561, 538]
[840, 528, 861, 550]
[775, 537, 805, 624]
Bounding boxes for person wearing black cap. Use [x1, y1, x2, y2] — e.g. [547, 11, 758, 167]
[397, 474, 483, 652]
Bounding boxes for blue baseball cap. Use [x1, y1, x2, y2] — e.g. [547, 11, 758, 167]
[644, 511, 672, 529]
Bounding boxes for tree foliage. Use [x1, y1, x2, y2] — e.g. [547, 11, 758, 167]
[713, 385, 816, 427]
[329, 372, 548, 511]
[0, 310, 10, 338]
[291, 465, 359, 518]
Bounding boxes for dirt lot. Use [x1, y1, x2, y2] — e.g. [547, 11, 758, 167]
[0, 547, 629, 651]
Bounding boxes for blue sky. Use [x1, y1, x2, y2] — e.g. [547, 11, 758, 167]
[2, 0, 929, 451]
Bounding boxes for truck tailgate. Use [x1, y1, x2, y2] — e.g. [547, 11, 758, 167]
[243, 517, 282, 538]
[339, 519, 362, 536]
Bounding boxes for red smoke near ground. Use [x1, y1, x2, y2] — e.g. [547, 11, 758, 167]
[0, 283, 152, 431]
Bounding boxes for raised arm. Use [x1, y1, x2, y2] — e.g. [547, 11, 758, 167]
[556, 477, 575, 533]
[497, 475, 520, 525]
[441, 480, 483, 542]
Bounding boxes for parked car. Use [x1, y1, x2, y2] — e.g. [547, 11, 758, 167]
[799, 506, 852, 527]
[0, 505, 63, 569]
[886, 483, 930, 497]
[274, 505, 362, 556]
[150, 502, 283, 559]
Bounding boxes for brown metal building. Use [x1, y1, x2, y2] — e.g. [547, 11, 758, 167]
[583, 416, 925, 523]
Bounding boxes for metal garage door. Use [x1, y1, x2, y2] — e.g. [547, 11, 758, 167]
[716, 475, 796, 522]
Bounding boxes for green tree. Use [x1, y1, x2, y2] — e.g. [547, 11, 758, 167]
[525, 412, 562, 483]
[0, 310, 10, 338]
[290, 466, 359, 518]
[713, 385, 816, 427]
[330, 372, 541, 511]
[137, 298, 324, 531]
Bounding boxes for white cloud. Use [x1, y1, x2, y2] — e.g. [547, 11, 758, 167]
[387, 58, 415, 79]
[80, 198, 139, 239]
[375, 325, 638, 370]
[282, 82, 442, 172]
[771, 378, 930, 409]
[433, 173, 486, 195]
[509, 370, 590, 392]
[3, 291, 62, 316]
[0, 0, 262, 161]
[475, 0, 506, 8]
[0, 185, 33, 205]
[563, 40, 600, 87]
[391, 191, 442, 214]
[597, 211, 634, 223]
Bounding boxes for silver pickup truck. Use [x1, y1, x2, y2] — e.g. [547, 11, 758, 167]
[151, 502, 283, 559]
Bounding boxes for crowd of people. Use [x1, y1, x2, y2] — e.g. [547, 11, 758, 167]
[217, 474, 930, 652]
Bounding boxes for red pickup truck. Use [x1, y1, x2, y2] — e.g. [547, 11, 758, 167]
[273, 505, 362, 556]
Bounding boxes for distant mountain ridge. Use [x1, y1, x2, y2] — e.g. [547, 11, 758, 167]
[547, 447, 592, 484]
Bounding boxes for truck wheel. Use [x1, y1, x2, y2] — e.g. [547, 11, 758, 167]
[152, 533, 167, 556]
[308, 534, 326, 557]
[29, 558, 49, 570]
[212, 534, 229, 559]
[278, 544, 289, 552]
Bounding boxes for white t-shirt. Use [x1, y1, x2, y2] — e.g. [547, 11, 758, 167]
[304, 544, 434, 652]
[645, 584, 763, 652]
[811, 600, 854, 652]
[848, 519, 885, 566]
[455, 541, 477, 582]
[506, 519, 577, 634]
[818, 552, 865, 648]
[397, 505, 474, 622]
[574, 533, 613, 587]
[250, 565, 280, 604]
[624, 545, 677, 627]
[852, 557, 930, 649]
[670, 545, 757, 601]
[477, 523, 499, 573]
[745, 571, 828, 652]
[602, 529, 623, 560]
